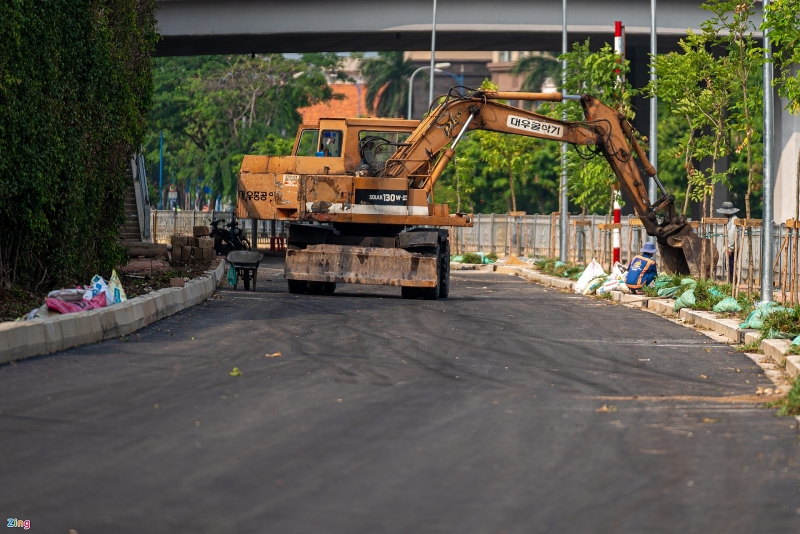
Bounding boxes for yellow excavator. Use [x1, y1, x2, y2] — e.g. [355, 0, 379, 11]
[237, 88, 713, 299]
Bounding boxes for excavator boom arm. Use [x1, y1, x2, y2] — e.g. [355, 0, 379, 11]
[380, 89, 702, 275]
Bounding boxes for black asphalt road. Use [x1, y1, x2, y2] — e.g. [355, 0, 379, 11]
[2, 257, 799, 533]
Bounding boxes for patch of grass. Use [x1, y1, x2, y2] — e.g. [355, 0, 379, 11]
[461, 253, 484, 264]
[786, 344, 800, 356]
[736, 340, 762, 353]
[691, 278, 730, 310]
[534, 257, 584, 278]
[766, 376, 800, 416]
[758, 306, 800, 340]
[487, 252, 498, 262]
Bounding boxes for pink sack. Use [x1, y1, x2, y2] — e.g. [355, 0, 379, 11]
[46, 293, 106, 314]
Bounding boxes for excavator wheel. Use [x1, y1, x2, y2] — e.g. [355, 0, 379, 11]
[307, 282, 325, 295]
[287, 279, 307, 294]
[402, 244, 440, 300]
[439, 238, 450, 298]
[323, 282, 337, 294]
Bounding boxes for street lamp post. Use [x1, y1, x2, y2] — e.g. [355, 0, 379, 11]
[762, 0, 775, 302]
[408, 62, 451, 119]
[430, 0, 438, 106]
[559, 0, 568, 262]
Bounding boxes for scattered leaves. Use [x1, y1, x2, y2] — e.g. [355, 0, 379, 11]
[266, 351, 282, 358]
[597, 404, 618, 413]
[229, 367, 241, 377]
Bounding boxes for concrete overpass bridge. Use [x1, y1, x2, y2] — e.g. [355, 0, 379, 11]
[155, 0, 761, 57]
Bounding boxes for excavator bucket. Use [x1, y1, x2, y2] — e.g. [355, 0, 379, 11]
[658, 226, 718, 277]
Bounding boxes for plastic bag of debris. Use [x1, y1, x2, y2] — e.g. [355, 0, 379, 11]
[108, 269, 127, 304]
[87, 275, 114, 304]
[228, 264, 238, 287]
[46, 293, 107, 314]
[47, 288, 86, 301]
[574, 260, 606, 293]
[597, 279, 623, 295]
[583, 276, 608, 295]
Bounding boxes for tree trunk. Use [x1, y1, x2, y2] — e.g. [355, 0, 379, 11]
[508, 167, 517, 212]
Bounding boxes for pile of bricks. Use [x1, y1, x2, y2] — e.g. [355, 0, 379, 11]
[171, 226, 215, 264]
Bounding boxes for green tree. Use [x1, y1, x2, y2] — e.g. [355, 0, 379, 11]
[702, 0, 764, 219]
[146, 54, 340, 205]
[764, 0, 800, 114]
[649, 37, 707, 214]
[765, 0, 800, 221]
[557, 40, 637, 214]
[512, 52, 561, 103]
[0, 0, 158, 290]
[361, 52, 415, 118]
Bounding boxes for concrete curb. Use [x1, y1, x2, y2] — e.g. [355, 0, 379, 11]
[0, 260, 226, 365]
[451, 262, 496, 272]
[494, 265, 800, 379]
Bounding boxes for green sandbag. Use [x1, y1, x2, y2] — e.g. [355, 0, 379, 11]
[227, 264, 238, 287]
[554, 261, 567, 268]
[765, 328, 793, 340]
[680, 278, 697, 288]
[658, 286, 680, 298]
[673, 288, 696, 311]
[712, 296, 741, 313]
[708, 286, 725, 299]
[792, 335, 800, 346]
[654, 275, 673, 290]
[738, 301, 786, 330]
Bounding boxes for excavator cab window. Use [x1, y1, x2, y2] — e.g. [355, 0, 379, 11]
[321, 130, 343, 157]
[295, 129, 319, 156]
[358, 131, 410, 173]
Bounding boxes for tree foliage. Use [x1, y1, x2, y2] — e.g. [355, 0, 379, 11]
[764, 0, 800, 113]
[146, 54, 342, 206]
[0, 0, 158, 290]
[511, 52, 561, 105]
[650, 1, 764, 219]
[558, 40, 637, 214]
[361, 52, 415, 118]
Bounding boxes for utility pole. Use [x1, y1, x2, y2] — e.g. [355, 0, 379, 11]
[158, 130, 164, 210]
[429, 0, 437, 107]
[649, 0, 658, 212]
[613, 21, 624, 265]
[761, 0, 774, 302]
[559, 0, 568, 262]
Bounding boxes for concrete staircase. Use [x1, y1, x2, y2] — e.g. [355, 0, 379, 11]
[121, 168, 142, 243]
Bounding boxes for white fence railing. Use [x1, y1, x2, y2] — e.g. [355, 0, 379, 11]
[149, 210, 789, 289]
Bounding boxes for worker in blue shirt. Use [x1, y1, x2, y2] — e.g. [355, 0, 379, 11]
[625, 242, 658, 293]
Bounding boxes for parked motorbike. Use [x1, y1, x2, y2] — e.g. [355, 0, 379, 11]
[227, 220, 251, 251]
[210, 219, 250, 255]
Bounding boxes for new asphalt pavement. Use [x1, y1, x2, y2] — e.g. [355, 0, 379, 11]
[1, 257, 799, 533]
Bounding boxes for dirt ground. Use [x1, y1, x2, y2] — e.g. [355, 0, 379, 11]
[0, 286, 45, 322]
[0, 260, 217, 322]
